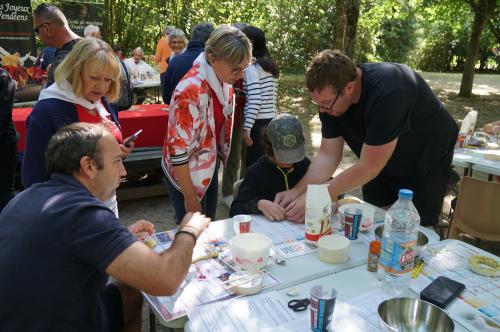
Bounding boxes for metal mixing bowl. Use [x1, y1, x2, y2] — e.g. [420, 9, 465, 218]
[375, 225, 429, 247]
[378, 297, 454, 332]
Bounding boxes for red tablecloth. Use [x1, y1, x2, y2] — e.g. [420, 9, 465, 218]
[13, 104, 169, 153]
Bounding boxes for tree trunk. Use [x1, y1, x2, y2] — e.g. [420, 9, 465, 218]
[332, 0, 360, 59]
[344, 0, 360, 59]
[332, 0, 347, 51]
[459, 0, 497, 97]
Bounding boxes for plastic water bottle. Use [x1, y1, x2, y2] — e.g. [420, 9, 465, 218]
[378, 189, 420, 295]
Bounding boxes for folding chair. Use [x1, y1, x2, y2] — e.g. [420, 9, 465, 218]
[447, 176, 500, 242]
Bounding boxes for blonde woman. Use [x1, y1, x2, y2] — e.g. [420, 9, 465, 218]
[162, 26, 252, 223]
[22, 37, 135, 216]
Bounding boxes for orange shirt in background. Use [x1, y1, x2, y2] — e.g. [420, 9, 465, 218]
[155, 37, 172, 74]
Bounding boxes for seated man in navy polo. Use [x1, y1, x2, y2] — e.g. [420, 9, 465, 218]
[0, 122, 210, 331]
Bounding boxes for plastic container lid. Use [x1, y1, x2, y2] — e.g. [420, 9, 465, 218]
[227, 272, 263, 295]
[398, 189, 413, 199]
[317, 234, 350, 264]
[369, 240, 381, 254]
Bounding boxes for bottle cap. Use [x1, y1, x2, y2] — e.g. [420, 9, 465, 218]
[398, 189, 413, 199]
[369, 240, 381, 254]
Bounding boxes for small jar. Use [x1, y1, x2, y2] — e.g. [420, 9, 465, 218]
[367, 240, 381, 272]
[456, 131, 467, 148]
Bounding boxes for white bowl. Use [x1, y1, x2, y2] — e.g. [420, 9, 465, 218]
[230, 233, 272, 270]
[338, 203, 375, 232]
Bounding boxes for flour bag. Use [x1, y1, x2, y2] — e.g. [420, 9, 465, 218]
[305, 184, 332, 245]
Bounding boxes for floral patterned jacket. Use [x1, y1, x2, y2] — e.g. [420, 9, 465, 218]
[161, 59, 234, 199]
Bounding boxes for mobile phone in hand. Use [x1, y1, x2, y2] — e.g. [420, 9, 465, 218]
[123, 129, 143, 147]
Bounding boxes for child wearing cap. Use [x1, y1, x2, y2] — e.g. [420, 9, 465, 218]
[230, 114, 310, 221]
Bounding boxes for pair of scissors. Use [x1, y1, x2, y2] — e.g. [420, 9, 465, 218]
[288, 298, 310, 312]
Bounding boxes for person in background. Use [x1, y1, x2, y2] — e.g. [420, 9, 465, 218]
[241, 25, 279, 170]
[22, 38, 134, 217]
[124, 47, 156, 104]
[124, 47, 156, 81]
[483, 120, 500, 135]
[0, 67, 17, 212]
[0, 122, 210, 331]
[162, 26, 252, 224]
[32, 47, 56, 86]
[276, 50, 458, 226]
[167, 29, 188, 64]
[112, 44, 133, 111]
[156, 25, 175, 103]
[32, 3, 80, 87]
[112, 44, 125, 61]
[34, 46, 56, 71]
[221, 22, 249, 208]
[162, 22, 214, 104]
[230, 114, 310, 221]
[483, 120, 500, 182]
[83, 24, 102, 39]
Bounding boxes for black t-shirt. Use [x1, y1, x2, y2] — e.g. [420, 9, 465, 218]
[46, 38, 80, 87]
[0, 173, 136, 331]
[320, 63, 458, 178]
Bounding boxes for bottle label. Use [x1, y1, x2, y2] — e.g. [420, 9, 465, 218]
[379, 237, 417, 274]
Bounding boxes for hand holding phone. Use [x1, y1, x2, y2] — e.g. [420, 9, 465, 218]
[123, 129, 143, 147]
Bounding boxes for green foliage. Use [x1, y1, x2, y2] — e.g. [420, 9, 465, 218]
[28, 0, 499, 73]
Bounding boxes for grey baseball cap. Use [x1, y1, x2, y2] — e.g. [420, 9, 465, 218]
[267, 114, 305, 164]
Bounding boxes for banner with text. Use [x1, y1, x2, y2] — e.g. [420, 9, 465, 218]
[61, 1, 104, 37]
[0, 0, 39, 94]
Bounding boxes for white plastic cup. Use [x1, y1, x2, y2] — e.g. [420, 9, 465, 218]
[233, 214, 252, 234]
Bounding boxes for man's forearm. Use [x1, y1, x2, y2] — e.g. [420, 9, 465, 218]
[328, 140, 397, 199]
[327, 162, 380, 200]
[296, 152, 340, 194]
[158, 233, 195, 293]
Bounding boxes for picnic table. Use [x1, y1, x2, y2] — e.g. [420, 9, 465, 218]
[453, 147, 500, 180]
[145, 203, 441, 330]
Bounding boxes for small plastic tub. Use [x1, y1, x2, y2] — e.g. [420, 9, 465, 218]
[317, 234, 350, 264]
[230, 233, 272, 270]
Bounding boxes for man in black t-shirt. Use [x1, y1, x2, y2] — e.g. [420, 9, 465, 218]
[275, 50, 458, 226]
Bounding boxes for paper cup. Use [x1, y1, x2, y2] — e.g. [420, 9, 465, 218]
[310, 285, 337, 332]
[344, 208, 362, 240]
[233, 214, 251, 234]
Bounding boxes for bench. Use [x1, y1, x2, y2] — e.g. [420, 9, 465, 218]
[119, 147, 167, 201]
[123, 147, 163, 174]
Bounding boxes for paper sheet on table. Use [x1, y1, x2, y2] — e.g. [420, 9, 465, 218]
[143, 230, 280, 321]
[249, 215, 317, 259]
[243, 288, 392, 332]
[410, 241, 500, 331]
[186, 291, 300, 332]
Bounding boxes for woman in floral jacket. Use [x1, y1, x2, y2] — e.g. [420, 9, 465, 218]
[162, 26, 252, 223]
